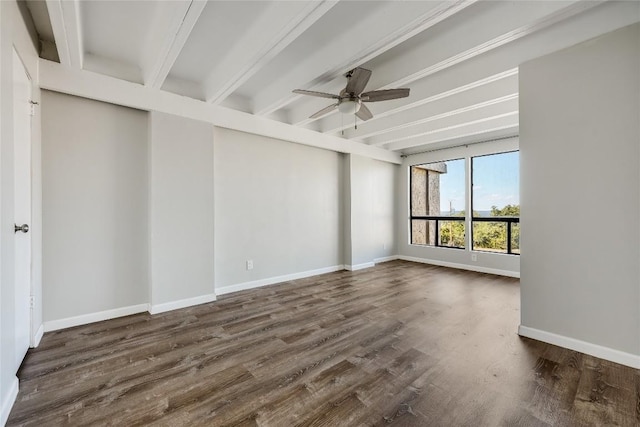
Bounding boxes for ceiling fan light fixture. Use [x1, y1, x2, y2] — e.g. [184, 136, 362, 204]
[338, 99, 361, 115]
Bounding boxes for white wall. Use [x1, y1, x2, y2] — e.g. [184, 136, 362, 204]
[519, 23, 640, 366]
[149, 112, 215, 312]
[213, 127, 343, 293]
[345, 155, 397, 268]
[397, 138, 521, 276]
[41, 91, 149, 326]
[0, 1, 41, 424]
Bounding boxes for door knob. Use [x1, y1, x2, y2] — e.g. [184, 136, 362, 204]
[14, 224, 29, 233]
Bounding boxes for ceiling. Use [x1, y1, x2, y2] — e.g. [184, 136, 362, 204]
[25, 0, 640, 155]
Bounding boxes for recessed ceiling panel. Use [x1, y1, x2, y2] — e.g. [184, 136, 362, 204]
[82, 1, 164, 66]
[168, 1, 270, 83]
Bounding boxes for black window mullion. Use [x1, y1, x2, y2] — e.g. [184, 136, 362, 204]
[471, 157, 475, 252]
[409, 166, 413, 244]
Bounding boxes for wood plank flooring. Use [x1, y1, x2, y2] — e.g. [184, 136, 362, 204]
[7, 260, 640, 426]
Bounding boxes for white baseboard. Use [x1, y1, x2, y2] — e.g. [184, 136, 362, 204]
[217, 265, 345, 296]
[518, 325, 640, 369]
[43, 303, 149, 332]
[374, 255, 399, 264]
[398, 255, 520, 278]
[149, 293, 217, 315]
[1, 376, 19, 427]
[31, 323, 44, 348]
[344, 262, 375, 271]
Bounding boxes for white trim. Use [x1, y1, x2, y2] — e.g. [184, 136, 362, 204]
[518, 325, 640, 369]
[398, 255, 519, 278]
[344, 262, 376, 271]
[374, 255, 399, 264]
[216, 265, 345, 296]
[43, 303, 149, 332]
[31, 323, 44, 348]
[0, 376, 19, 427]
[149, 293, 217, 315]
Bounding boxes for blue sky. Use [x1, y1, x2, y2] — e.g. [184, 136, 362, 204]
[437, 158, 465, 214]
[430, 151, 519, 214]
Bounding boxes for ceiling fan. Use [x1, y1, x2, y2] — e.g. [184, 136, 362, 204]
[292, 67, 410, 122]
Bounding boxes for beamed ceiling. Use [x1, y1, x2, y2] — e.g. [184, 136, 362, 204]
[25, 0, 640, 155]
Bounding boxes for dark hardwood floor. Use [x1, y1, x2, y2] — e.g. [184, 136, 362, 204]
[7, 260, 639, 426]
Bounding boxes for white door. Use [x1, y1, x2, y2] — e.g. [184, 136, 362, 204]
[13, 48, 32, 370]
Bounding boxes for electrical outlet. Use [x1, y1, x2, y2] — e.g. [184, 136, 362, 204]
[383, 243, 387, 250]
[246, 259, 253, 270]
[471, 253, 478, 262]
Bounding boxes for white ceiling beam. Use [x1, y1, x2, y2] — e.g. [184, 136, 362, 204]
[143, 0, 207, 89]
[206, 0, 339, 104]
[39, 59, 401, 165]
[366, 97, 518, 146]
[291, 0, 599, 128]
[355, 91, 518, 142]
[400, 128, 520, 156]
[316, 0, 639, 136]
[45, 0, 83, 68]
[383, 113, 519, 152]
[377, 0, 604, 90]
[253, 0, 478, 116]
[325, 68, 518, 139]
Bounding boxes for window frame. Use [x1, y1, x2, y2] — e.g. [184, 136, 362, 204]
[470, 151, 520, 256]
[407, 145, 520, 256]
[409, 159, 466, 250]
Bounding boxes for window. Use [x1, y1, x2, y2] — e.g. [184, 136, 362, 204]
[410, 158, 465, 248]
[408, 149, 520, 255]
[471, 151, 520, 254]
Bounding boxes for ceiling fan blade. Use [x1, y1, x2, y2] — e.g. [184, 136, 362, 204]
[356, 103, 373, 121]
[345, 67, 372, 95]
[293, 89, 340, 99]
[309, 103, 339, 119]
[361, 88, 410, 102]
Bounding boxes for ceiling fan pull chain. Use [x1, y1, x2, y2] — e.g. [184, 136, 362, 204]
[354, 113, 357, 130]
